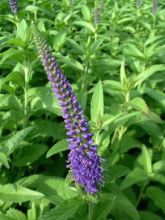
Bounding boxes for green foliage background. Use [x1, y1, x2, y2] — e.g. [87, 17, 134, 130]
[0, 0, 165, 219]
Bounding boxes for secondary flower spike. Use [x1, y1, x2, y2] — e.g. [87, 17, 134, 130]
[34, 30, 102, 194]
[9, 0, 18, 14]
[136, 0, 142, 9]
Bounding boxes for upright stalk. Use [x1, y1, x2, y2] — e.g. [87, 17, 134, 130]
[136, 181, 147, 207]
[88, 202, 93, 220]
[23, 63, 29, 127]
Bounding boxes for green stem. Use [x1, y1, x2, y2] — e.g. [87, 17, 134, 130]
[82, 59, 90, 90]
[136, 181, 147, 208]
[125, 91, 130, 103]
[14, 15, 19, 30]
[23, 64, 29, 127]
[34, 11, 37, 21]
[95, 130, 100, 145]
[88, 202, 93, 220]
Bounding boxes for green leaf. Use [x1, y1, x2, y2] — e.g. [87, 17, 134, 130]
[124, 44, 144, 58]
[0, 94, 21, 110]
[91, 81, 104, 122]
[46, 140, 68, 158]
[146, 89, 165, 110]
[32, 120, 65, 140]
[66, 38, 85, 55]
[73, 21, 95, 33]
[98, 131, 110, 155]
[135, 64, 165, 86]
[53, 31, 67, 51]
[16, 19, 28, 42]
[3, 127, 33, 155]
[69, 204, 87, 220]
[38, 178, 77, 204]
[93, 193, 116, 220]
[153, 160, 165, 173]
[2, 110, 22, 131]
[0, 152, 9, 168]
[120, 60, 127, 88]
[119, 135, 140, 153]
[151, 173, 165, 185]
[28, 87, 62, 115]
[107, 165, 130, 181]
[0, 213, 15, 220]
[14, 144, 48, 167]
[0, 49, 24, 66]
[6, 208, 27, 220]
[94, 59, 121, 73]
[39, 199, 82, 220]
[90, 38, 105, 54]
[0, 184, 44, 203]
[140, 211, 163, 220]
[112, 194, 140, 220]
[27, 203, 36, 220]
[112, 111, 141, 128]
[76, 88, 87, 111]
[16, 174, 46, 188]
[81, 5, 91, 21]
[2, 70, 24, 87]
[121, 168, 147, 189]
[101, 114, 119, 129]
[141, 145, 152, 174]
[146, 187, 165, 213]
[26, 5, 39, 13]
[4, 37, 25, 48]
[62, 57, 84, 72]
[130, 97, 149, 113]
[138, 121, 162, 138]
[103, 80, 123, 92]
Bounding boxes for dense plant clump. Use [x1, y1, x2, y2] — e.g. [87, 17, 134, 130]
[0, 0, 165, 219]
[35, 31, 103, 194]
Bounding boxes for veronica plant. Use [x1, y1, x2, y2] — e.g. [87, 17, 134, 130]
[34, 28, 103, 194]
[9, 0, 18, 14]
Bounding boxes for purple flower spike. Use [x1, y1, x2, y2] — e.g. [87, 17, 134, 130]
[34, 31, 103, 194]
[9, 0, 18, 14]
[152, 0, 158, 15]
[93, 7, 100, 25]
